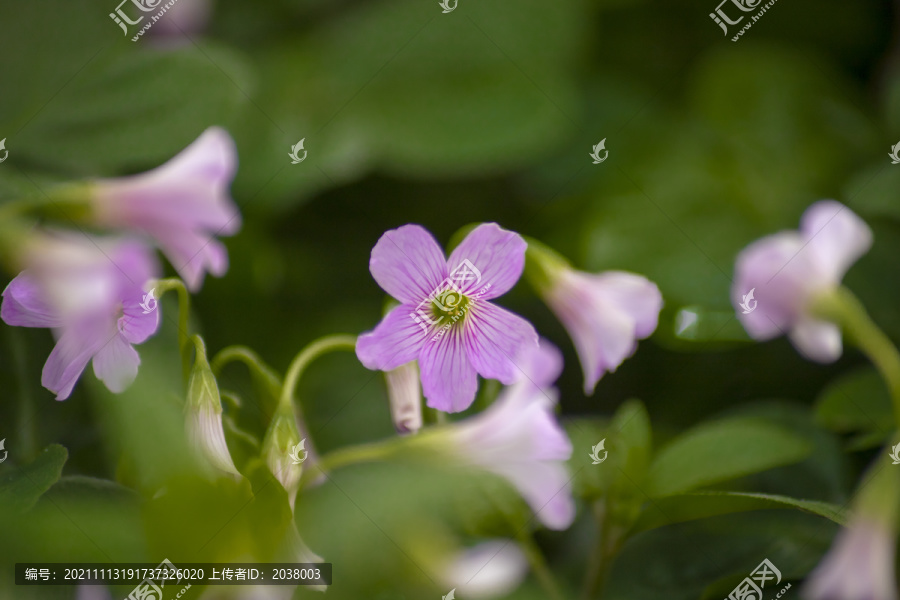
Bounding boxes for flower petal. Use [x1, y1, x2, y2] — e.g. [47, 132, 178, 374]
[463, 301, 538, 386]
[442, 541, 528, 599]
[789, 317, 842, 363]
[356, 304, 429, 371]
[1, 272, 62, 328]
[419, 326, 478, 413]
[119, 291, 161, 344]
[447, 223, 527, 299]
[385, 361, 422, 435]
[590, 272, 663, 338]
[495, 460, 575, 530]
[152, 228, 228, 292]
[800, 200, 873, 284]
[547, 271, 643, 394]
[733, 232, 809, 341]
[92, 333, 141, 393]
[369, 224, 448, 304]
[42, 325, 108, 400]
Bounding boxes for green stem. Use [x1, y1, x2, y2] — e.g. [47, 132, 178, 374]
[298, 437, 406, 490]
[155, 278, 192, 382]
[581, 500, 607, 600]
[279, 334, 357, 412]
[212, 346, 277, 380]
[812, 287, 900, 429]
[516, 529, 565, 600]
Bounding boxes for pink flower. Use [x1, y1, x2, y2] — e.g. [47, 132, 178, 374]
[356, 223, 539, 413]
[733, 200, 872, 362]
[803, 517, 897, 600]
[385, 361, 423, 434]
[90, 127, 240, 291]
[434, 341, 575, 530]
[441, 540, 528, 598]
[1, 233, 160, 400]
[541, 267, 662, 395]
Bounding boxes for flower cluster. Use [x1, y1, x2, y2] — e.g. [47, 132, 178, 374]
[1, 128, 240, 400]
[356, 222, 664, 532]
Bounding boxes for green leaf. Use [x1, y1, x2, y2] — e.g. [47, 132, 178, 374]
[815, 366, 893, 435]
[646, 418, 812, 497]
[14, 44, 250, 174]
[632, 490, 848, 534]
[604, 510, 836, 600]
[0, 444, 67, 514]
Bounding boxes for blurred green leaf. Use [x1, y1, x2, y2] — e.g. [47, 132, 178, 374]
[646, 417, 812, 497]
[14, 44, 250, 175]
[605, 510, 835, 600]
[632, 490, 847, 534]
[814, 366, 893, 435]
[233, 0, 585, 209]
[0, 444, 67, 514]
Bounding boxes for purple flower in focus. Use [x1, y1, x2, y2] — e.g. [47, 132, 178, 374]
[433, 341, 575, 530]
[803, 516, 897, 600]
[356, 223, 539, 413]
[1, 234, 160, 400]
[733, 200, 872, 362]
[90, 127, 240, 291]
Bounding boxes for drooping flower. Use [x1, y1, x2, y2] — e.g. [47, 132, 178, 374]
[440, 540, 528, 598]
[89, 127, 240, 291]
[419, 341, 575, 530]
[803, 516, 897, 600]
[526, 240, 662, 395]
[385, 360, 423, 434]
[733, 200, 872, 362]
[356, 223, 539, 413]
[1, 232, 160, 400]
[185, 336, 241, 478]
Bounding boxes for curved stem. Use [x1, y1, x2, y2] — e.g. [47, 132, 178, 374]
[298, 437, 406, 490]
[813, 287, 900, 429]
[279, 334, 357, 412]
[516, 529, 565, 600]
[155, 278, 192, 382]
[212, 346, 276, 380]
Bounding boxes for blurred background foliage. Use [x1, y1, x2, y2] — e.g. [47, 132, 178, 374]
[1, 0, 899, 597]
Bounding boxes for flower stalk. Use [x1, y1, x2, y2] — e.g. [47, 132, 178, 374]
[811, 287, 900, 430]
[154, 277, 192, 382]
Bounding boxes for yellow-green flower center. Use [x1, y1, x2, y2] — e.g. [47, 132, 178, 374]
[430, 288, 471, 325]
